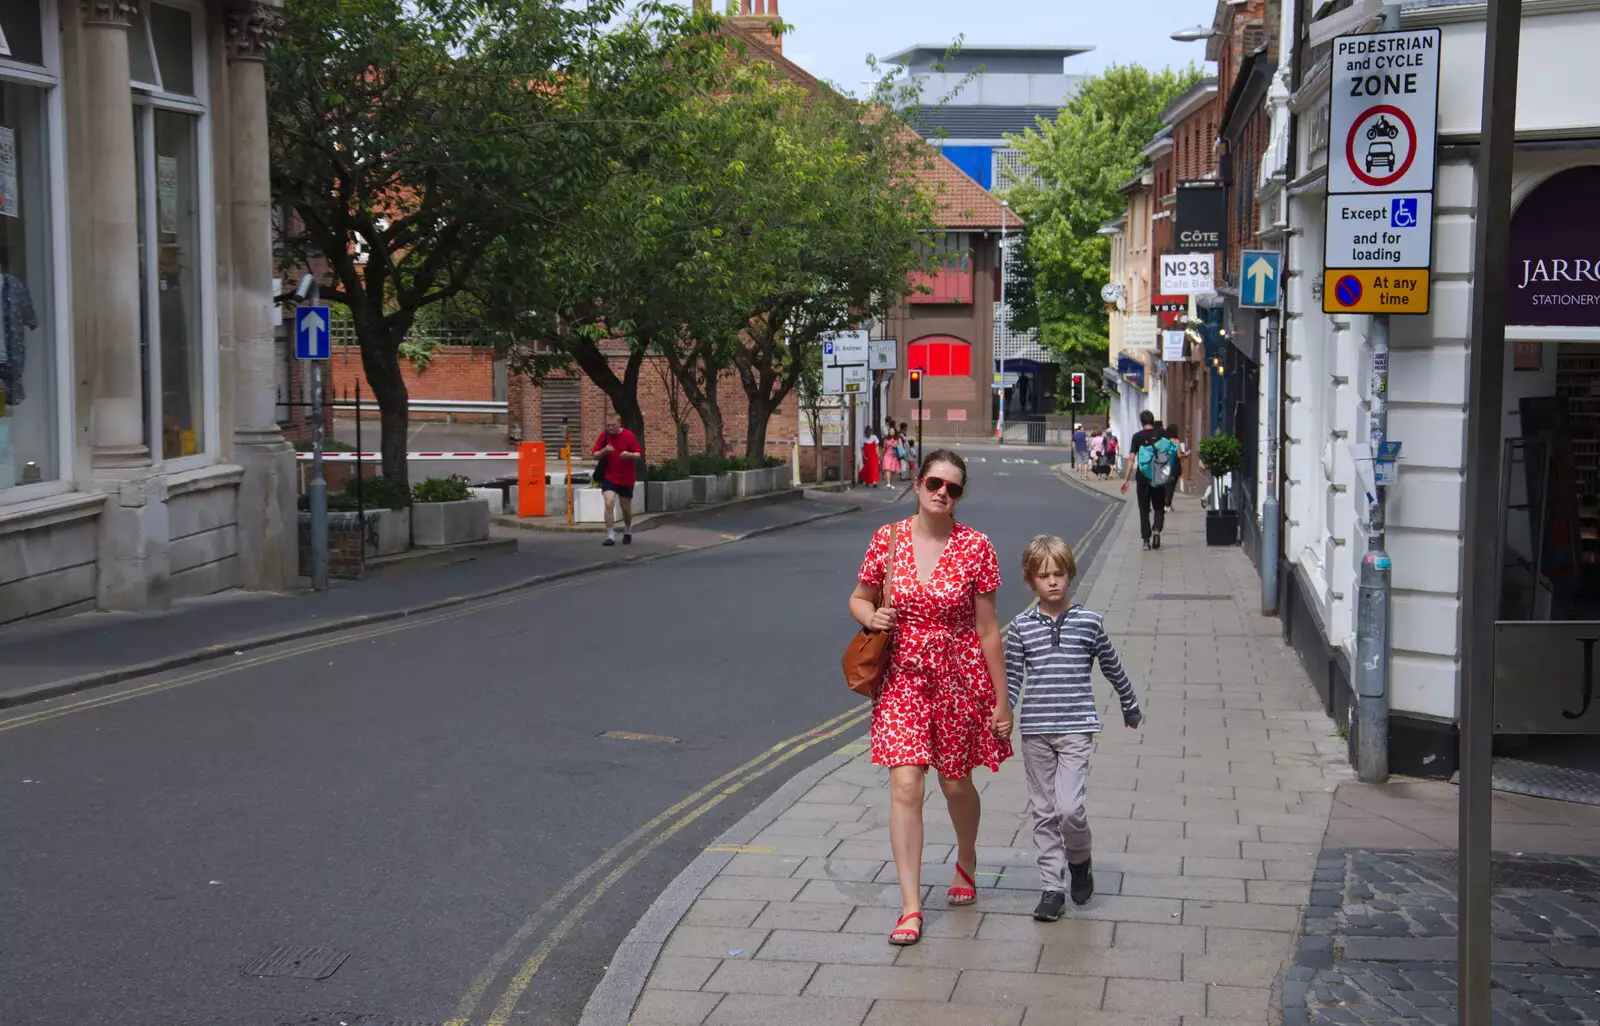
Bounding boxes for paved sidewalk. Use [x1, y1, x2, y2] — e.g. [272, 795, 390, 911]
[611, 499, 1349, 1025]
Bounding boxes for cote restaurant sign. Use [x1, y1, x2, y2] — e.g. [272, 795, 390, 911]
[1510, 166, 1600, 327]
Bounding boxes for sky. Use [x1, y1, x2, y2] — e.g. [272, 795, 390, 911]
[775, 0, 1219, 95]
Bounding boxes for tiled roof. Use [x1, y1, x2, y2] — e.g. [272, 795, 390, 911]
[725, 21, 1024, 232]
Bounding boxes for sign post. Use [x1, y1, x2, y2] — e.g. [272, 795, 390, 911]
[295, 301, 332, 592]
[1324, 11, 1438, 787]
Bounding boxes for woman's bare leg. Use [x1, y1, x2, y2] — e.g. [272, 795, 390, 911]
[939, 773, 982, 885]
[888, 765, 927, 915]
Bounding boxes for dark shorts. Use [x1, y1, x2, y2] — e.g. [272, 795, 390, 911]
[600, 479, 634, 500]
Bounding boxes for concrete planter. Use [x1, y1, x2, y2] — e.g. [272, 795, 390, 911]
[646, 478, 693, 512]
[770, 463, 793, 491]
[729, 468, 771, 498]
[297, 506, 410, 579]
[412, 498, 490, 547]
[573, 486, 647, 523]
[363, 506, 411, 557]
[691, 473, 733, 505]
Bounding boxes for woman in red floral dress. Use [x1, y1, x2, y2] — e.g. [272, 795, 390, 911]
[848, 450, 1013, 946]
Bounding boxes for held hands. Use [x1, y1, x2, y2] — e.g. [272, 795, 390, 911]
[868, 606, 897, 632]
[991, 703, 1013, 737]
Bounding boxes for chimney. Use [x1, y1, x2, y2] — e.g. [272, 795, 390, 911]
[731, 0, 783, 53]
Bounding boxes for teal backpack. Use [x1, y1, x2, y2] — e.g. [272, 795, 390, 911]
[1138, 437, 1176, 488]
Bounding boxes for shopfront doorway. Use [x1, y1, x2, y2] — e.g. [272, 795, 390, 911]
[1490, 165, 1600, 804]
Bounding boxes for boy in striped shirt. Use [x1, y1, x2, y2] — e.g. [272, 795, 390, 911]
[1005, 535, 1143, 921]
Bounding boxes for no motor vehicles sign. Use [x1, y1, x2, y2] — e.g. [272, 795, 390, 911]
[1327, 29, 1440, 195]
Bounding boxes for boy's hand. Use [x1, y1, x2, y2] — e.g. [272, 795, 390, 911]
[1124, 710, 1144, 729]
[991, 704, 1013, 737]
[1120, 480, 1130, 494]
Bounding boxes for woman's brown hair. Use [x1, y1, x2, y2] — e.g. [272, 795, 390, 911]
[916, 449, 968, 485]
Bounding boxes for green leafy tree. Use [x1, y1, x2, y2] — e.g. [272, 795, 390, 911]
[270, 0, 709, 487]
[1003, 63, 1203, 403]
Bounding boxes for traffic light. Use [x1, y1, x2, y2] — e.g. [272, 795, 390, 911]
[909, 368, 923, 402]
[1070, 372, 1086, 406]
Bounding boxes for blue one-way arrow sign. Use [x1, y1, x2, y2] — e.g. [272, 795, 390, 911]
[295, 303, 331, 360]
[1240, 250, 1281, 309]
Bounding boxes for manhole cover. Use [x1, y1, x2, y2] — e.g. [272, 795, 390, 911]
[1425, 855, 1600, 893]
[244, 945, 350, 979]
[1147, 593, 1233, 601]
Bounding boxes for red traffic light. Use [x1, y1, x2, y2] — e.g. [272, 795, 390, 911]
[910, 369, 921, 380]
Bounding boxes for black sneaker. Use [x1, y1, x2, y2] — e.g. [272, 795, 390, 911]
[603, 536, 616, 547]
[1142, 538, 1151, 550]
[1068, 858, 1095, 905]
[1032, 890, 1067, 922]
[623, 533, 632, 545]
[1151, 531, 1162, 550]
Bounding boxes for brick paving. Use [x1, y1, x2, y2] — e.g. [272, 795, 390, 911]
[1287, 849, 1600, 1024]
[624, 496, 1351, 1025]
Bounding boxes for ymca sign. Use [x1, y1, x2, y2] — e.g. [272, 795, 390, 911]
[1323, 27, 1440, 315]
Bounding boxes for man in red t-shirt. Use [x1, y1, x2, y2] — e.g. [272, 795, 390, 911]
[592, 415, 642, 545]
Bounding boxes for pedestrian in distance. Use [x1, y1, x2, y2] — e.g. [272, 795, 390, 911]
[1120, 410, 1177, 549]
[591, 414, 642, 546]
[1089, 429, 1111, 479]
[1164, 424, 1185, 511]
[1071, 423, 1089, 477]
[860, 425, 881, 488]
[882, 425, 904, 484]
[1103, 430, 1119, 473]
[848, 451, 1013, 946]
[899, 422, 917, 478]
[1005, 535, 1143, 921]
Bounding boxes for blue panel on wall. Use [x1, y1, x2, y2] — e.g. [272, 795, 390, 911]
[938, 146, 993, 190]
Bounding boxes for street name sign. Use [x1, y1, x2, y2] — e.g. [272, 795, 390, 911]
[1159, 253, 1216, 295]
[1239, 250, 1282, 308]
[869, 338, 898, 370]
[295, 304, 331, 360]
[823, 329, 869, 367]
[1323, 27, 1440, 315]
[824, 363, 869, 395]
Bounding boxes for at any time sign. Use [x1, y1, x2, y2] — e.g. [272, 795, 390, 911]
[1327, 28, 1440, 194]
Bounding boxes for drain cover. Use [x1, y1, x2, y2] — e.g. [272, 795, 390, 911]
[244, 945, 350, 979]
[1422, 853, 1600, 892]
[1147, 593, 1233, 601]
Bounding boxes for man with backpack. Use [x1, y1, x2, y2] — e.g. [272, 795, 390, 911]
[1120, 410, 1177, 550]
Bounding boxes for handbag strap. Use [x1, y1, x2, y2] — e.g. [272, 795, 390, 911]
[882, 521, 898, 609]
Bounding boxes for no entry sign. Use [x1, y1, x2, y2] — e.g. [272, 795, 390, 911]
[1327, 29, 1440, 194]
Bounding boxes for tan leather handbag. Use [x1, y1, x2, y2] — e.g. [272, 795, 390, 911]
[842, 522, 897, 697]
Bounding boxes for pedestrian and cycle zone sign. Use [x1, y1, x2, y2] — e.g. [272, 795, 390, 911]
[1322, 28, 1440, 315]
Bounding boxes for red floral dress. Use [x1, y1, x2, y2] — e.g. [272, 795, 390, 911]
[857, 518, 1012, 779]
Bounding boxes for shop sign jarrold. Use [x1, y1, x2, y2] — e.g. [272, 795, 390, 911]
[1322, 28, 1440, 315]
[1509, 166, 1600, 327]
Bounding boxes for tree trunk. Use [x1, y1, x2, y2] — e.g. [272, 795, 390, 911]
[361, 325, 412, 491]
[695, 397, 725, 457]
[744, 394, 777, 463]
[568, 337, 647, 455]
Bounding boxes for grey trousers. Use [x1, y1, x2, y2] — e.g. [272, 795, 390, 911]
[1022, 732, 1094, 890]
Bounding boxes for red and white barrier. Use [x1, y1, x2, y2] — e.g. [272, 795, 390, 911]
[294, 451, 520, 462]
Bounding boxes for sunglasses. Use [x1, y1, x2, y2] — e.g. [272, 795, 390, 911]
[923, 476, 965, 500]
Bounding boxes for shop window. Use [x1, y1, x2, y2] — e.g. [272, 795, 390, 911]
[128, 2, 196, 97]
[0, 2, 44, 68]
[906, 337, 971, 377]
[0, 77, 57, 492]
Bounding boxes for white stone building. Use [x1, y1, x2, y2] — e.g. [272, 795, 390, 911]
[1279, 0, 1600, 776]
[0, 0, 295, 625]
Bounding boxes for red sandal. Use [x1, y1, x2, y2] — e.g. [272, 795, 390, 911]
[947, 862, 977, 906]
[888, 911, 923, 946]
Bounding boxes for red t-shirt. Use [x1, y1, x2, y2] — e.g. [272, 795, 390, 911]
[592, 428, 641, 487]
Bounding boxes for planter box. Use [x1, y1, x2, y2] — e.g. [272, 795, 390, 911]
[573, 485, 648, 523]
[691, 473, 733, 505]
[646, 478, 693, 512]
[1206, 510, 1240, 546]
[730, 468, 772, 498]
[770, 463, 793, 491]
[412, 498, 490, 547]
[296, 506, 409, 578]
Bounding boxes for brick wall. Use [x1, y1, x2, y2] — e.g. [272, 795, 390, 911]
[327, 346, 499, 422]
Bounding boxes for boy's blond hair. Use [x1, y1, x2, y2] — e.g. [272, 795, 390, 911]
[1022, 534, 1077, 582]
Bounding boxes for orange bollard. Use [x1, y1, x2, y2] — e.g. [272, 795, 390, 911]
[518, 441, 547, 518]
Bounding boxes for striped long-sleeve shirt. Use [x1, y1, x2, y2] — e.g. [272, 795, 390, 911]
[1005, 605, 1141, 735]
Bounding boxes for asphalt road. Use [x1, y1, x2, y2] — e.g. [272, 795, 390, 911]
[0, 446, 1116, 1026]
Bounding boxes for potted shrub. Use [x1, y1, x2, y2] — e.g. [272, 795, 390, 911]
[689, 453, 734, 504]
[298, 474, 411, 569]
[645, 462, 693, 513]
[725, 455, 770, 498]
[410, 474, 490, 547]
[1197, 434, 1244, 546]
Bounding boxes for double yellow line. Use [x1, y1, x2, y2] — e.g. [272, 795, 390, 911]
[448, 703, 872, 1026]
[0, 572, 616, 734]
